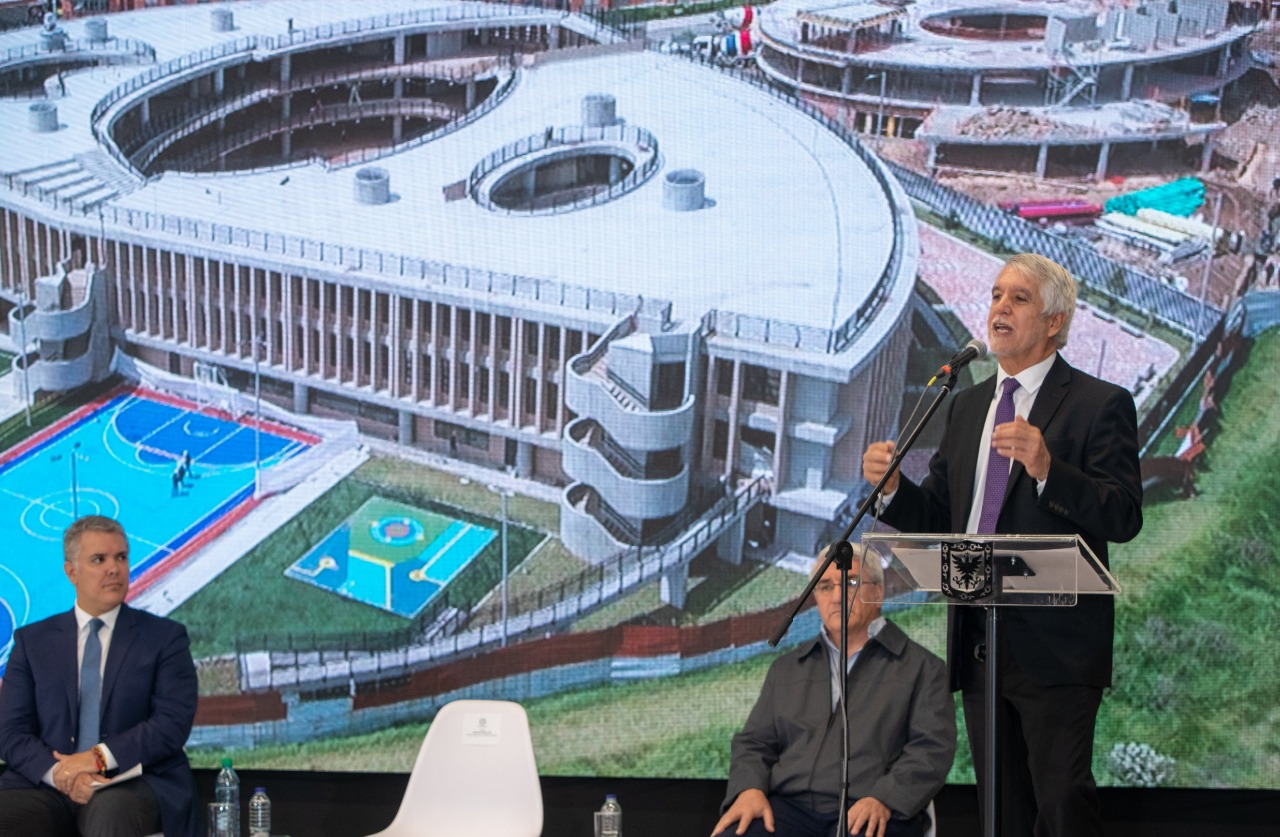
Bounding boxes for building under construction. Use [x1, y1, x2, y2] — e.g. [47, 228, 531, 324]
[755, 0, 1265, 178]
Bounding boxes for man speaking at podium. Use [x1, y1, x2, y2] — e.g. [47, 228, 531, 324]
[862, 253, 1143, 837]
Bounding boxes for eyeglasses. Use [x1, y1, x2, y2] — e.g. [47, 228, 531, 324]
[814, 579, 860, 595]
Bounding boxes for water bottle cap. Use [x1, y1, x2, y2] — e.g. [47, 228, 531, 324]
[606, 794, 617, 801]
[221, 758, 232, 768]
[255, 787, 266, 793]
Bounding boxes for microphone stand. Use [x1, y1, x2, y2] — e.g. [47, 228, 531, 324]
[767, 366, 962, 837]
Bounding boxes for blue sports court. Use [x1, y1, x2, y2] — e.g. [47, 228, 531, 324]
[286, 496, 495, 618]
[0, 389, 313, 674]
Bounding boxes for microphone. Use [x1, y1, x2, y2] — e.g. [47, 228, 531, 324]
[933, 339, 987, 381]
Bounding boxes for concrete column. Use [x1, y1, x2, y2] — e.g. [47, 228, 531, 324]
[335, 287, 346, 383]
[289, 382, 308, 414]
[926, 142, 938, 175]
[717, 515, 745, 567]
[659, 563, 689, 609]
[1200, 134, 1216, 172]
[487, 313, 499, 420]
[468, 308, 479, 414]
[725, 360, 743, 476]
[1095, 141, 1112, 181]
[393, 117, 403, 143]
[1035, 143, 1049, 179]
[140, 98, 150, 125]
[398, 410, 414, 445]
[281, 91, 292, 159]
[533, 322, 546, 432]
[217, 263, 228, 356]
[1216, 45, 1229, 77]
[506, 318, 522, 422]
[772, 370, 789, 486]
[410, 299, 422, 401]
[394, 33, 406, 65]
[448, 305, 459, 409]
[466, 80, 476, 110]
[1121, 64, 1135, 100]
[352, 288, 363, 388]
[389, 294, 402, 398]
[970, 73, 983, 106]
[214, 68, 224, 96]
[841, 66, 852, 95]
[516, 440, 533, 478]
[317, 280, 328, 378]
[280, 54, 292, 84]
[549, 26, 560, 50]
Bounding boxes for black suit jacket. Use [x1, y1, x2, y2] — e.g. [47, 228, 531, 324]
[881, 354, 1143, 689]
[0, 604, 199, 837]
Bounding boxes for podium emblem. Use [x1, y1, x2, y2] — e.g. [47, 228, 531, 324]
[941, 540, 993, 601]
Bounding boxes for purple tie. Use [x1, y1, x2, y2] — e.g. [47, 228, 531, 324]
[977, 377, 1020, 534]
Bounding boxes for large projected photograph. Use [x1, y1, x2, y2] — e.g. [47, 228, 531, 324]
[0, 0, 1277, 796]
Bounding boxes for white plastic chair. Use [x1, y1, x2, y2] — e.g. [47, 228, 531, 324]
[365, 699, 543, 837]
[924, 799, 938, 837]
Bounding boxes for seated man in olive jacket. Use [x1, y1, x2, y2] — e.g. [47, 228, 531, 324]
[712, 547, 955, 837]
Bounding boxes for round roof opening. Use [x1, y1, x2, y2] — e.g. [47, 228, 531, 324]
[471, 126, 660, 215]
[920, 10, 1049, 41]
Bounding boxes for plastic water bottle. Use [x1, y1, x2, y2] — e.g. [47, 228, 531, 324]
[215, 758, 240, 836]
[598, 794, 622, 837]
[248, 787, 271, 837]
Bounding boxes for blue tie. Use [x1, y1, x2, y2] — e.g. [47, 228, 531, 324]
[977, 378, 1020, 534]
[78, 618, 104, 752]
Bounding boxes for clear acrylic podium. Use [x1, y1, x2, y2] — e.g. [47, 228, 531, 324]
[859, 533, 1121, 837]
[859, 533, 1120, 607]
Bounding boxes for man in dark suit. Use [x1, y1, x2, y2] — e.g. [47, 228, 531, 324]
[0, 515, 199, 837]
[862, 253, 1143, 837]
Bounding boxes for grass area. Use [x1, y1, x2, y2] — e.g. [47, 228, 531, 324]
[1096, 329, 1280, 788]
[175, 455, 546, 660]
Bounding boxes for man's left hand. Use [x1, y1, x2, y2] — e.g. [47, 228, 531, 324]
[67, 772, 101, 805]
[846, 796, 892, 837]
[51, 750, 99, 796]
[992, 415, 1051, 482]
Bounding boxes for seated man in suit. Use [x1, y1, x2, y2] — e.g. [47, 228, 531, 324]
[0, 515, 199, 837]
[712, 547, 955, 837]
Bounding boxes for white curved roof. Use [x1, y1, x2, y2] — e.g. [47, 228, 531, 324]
[0, 0, 914, 370]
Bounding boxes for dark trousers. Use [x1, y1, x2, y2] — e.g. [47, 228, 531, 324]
[961, 630, 1105, 837]
[713, 794, 928, 837]
[0, 781, 162, 837]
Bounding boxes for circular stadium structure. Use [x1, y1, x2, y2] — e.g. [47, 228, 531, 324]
[0, 0, 920, 581]
[755, 0, 1263, 177]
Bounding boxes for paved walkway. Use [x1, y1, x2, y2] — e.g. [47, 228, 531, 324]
[917, 224, 1180, 405]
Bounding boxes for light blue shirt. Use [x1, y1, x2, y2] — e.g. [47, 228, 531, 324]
[819, 617, 886, 712]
